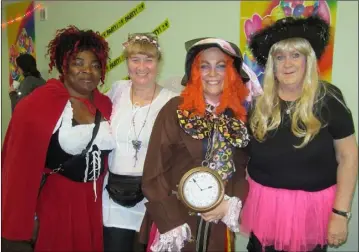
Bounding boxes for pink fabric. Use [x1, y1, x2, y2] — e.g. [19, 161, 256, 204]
[147, 223, 158, 252]
[240, 177, 336, 252]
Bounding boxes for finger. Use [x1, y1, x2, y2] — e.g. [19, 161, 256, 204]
[201, 213, 212, 219]
[201, 214, 219, 223]
[200, 214, 212, 222]
[204, 217, 215, 222]
[327, 236, 334, 246]
[329, 235, 339, 246]
[338, 237, 346, 245]
[333, 239, 340, 247]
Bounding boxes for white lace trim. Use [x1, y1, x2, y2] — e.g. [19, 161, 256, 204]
[53, 101, 115, 155]
[150, 223, 191, 252]
[148, 197, 241, 251]
[221, 196, 242, 232]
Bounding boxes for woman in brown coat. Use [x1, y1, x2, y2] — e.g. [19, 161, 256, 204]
[140, 37, 255, 252]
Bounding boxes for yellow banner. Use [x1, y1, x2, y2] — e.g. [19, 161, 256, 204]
[105, 18, 171, 73]
[106, 54, 126, 72]
[152, 18, 170, 36]
[101, 2, 145, 39]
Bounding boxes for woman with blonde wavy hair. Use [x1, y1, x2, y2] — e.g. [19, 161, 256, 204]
[241, 16, 358, 252]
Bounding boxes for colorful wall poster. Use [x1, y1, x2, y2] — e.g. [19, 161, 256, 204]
[5, 0, 37, 86]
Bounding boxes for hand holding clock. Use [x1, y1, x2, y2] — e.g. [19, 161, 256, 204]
[200, 198, 229, 222]
[178, 167, 226, 216]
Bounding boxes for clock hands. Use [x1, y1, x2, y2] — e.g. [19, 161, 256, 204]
[202, 186, 213, 191]
[192, 178, 204, 191]
[192, 179, 214, 191]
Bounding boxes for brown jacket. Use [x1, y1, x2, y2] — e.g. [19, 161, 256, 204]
[140, 97, 249, 251]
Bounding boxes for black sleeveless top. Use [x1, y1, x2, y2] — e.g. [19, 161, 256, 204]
[45, 120, 111, 182]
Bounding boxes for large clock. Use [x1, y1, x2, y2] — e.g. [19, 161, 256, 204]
[177, 167, 225, 213]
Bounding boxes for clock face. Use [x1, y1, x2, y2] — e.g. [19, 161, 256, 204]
[182, 171, 221, 210]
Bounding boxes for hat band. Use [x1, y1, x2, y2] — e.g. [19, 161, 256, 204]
[193, 38, 236, 55]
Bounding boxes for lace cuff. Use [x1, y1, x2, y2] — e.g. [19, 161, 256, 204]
[221, 196, 242, 232]
[150, 223, 192, 252]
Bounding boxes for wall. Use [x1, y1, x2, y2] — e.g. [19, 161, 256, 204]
[1, 1, 358, 251]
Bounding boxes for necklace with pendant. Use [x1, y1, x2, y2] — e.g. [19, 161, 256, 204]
[131, 85, 157, 167]
[284, 100, 296, 114]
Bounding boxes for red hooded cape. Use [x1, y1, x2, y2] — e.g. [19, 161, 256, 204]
[1, 78, 112, 241]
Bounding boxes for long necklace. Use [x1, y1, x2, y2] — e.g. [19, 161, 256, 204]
[131, 85, 157, 167]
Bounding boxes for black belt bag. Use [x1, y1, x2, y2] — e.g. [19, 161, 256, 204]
[106, 171, 144, 208]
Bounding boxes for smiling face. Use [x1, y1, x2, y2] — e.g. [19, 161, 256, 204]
[274, 48, 306, 88]
[63, 50, 102, 96]
[199, 47, 227, 104]
[127, 54, 158, 86]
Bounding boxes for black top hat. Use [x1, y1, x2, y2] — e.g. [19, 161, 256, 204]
[181, 37, 250, 86]
[249, 15, 330, 67]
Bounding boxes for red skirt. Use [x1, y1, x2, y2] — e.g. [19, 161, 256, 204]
[35, 172, 105, 252]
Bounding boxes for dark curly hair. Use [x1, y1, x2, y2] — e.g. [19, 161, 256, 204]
[46, 25, 110, 84]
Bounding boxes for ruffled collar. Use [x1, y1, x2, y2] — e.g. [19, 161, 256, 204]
[176, 104, 249, 148]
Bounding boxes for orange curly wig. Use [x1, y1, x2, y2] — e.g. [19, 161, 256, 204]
[179, 53, 249, 122]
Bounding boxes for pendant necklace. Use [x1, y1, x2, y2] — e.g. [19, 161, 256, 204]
[131, 85, 157, 167]
[284, 100, 296, 115]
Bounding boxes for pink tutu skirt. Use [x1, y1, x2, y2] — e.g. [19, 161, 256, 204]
[241, 177, 336, 252]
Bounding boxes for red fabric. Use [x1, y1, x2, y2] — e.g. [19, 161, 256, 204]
[1, 78, 112, 251]
[70, 96, 97, 116]
[147, 222, 158, 252]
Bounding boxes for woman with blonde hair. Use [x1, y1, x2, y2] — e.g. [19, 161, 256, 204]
[241, 16, 358, 252]
[102, 33, 178, 252]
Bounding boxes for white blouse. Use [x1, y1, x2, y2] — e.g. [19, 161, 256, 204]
[53, 101, 115, 154]
[52, 101, 116, 201]
[102, 80, 179, 231]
